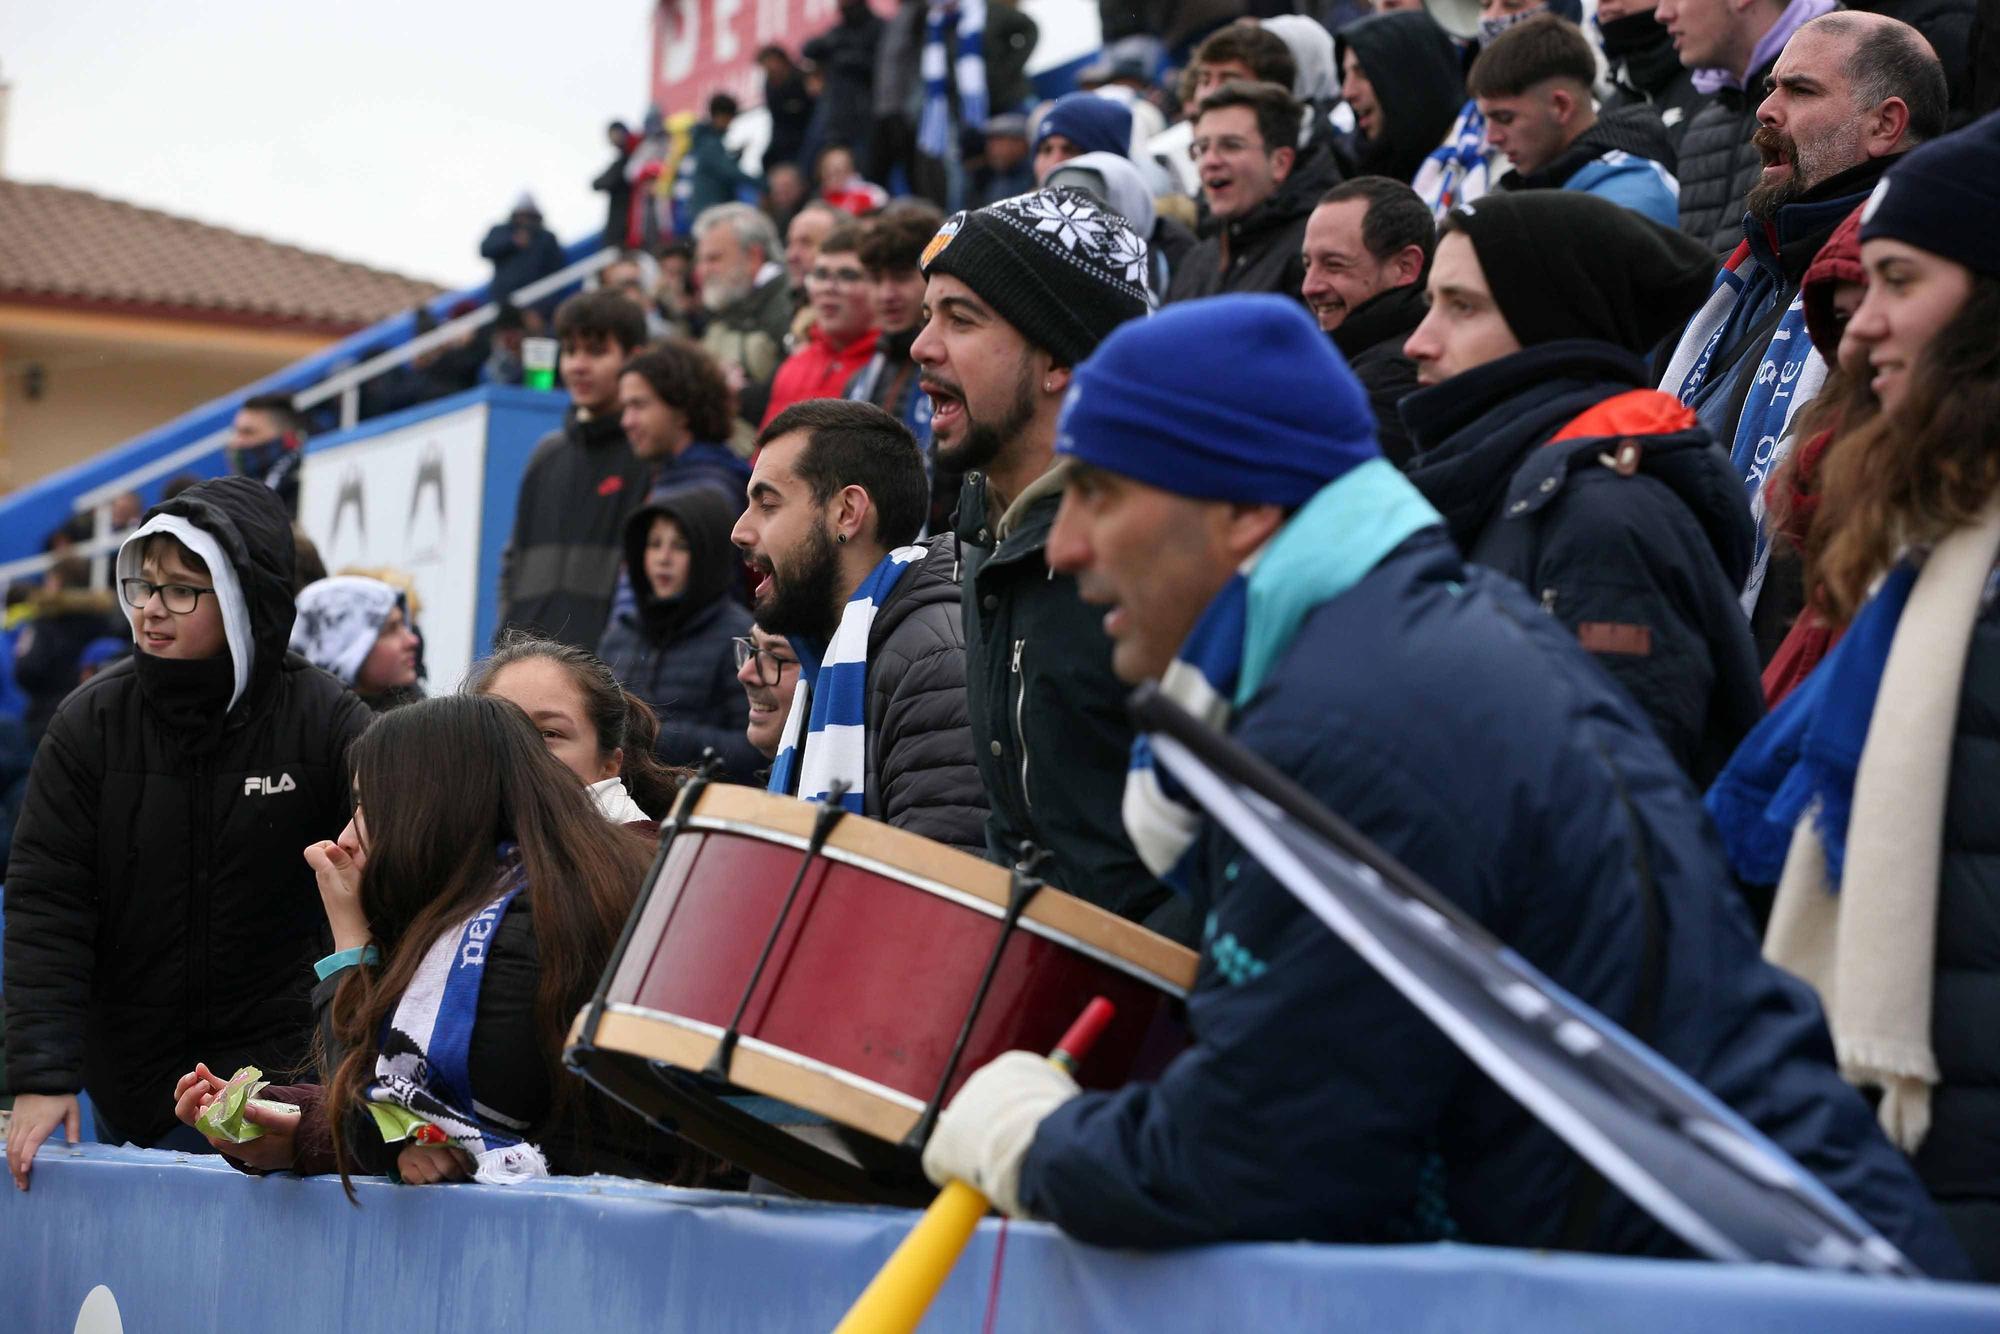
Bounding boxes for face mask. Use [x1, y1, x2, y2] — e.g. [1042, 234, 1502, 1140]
[1478, 5, 1547, 44]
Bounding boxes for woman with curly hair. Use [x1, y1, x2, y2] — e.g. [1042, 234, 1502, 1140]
[1707, 110, 2000, 1280]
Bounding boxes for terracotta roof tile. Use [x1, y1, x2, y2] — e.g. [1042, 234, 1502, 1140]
[0, 179, 445, 331]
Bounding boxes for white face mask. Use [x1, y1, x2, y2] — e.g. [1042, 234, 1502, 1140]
[1478, 5, 1548, 44]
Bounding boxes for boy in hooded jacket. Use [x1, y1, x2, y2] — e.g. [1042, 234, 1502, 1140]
[4, 477, 371, 1190]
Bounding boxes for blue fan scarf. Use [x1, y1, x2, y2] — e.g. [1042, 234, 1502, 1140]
[919, 0, 986, 160]
[1706, 563, 1917, 887]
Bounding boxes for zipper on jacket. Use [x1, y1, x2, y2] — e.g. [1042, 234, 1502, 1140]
[188, 755, 214, 1044]
[1011, 638, 1032, 814]
[1540, 586, 1559, 615]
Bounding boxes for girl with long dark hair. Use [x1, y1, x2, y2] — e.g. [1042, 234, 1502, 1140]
[1707, 111, 2000, 1279]
[469, 632, 684, 825]
[169, 694, 683, 1189]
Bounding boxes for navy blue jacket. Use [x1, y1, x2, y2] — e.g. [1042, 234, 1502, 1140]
[1019, 530, 1968, 1277]
[1403, 341, 1763, 785]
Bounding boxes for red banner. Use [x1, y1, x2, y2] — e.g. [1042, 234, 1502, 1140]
[648, 0, 897, 116]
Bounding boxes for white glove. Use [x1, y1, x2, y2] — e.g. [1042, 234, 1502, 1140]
[920, 1050, 1079, 1218]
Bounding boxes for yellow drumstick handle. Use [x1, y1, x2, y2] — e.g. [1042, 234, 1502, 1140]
[830, 998, 1117, 1334]
[830, 1179, 991, 1334]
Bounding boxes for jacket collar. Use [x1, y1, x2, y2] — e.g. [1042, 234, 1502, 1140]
[1330, 282, 1427, 361]
[1743, 156, 1895, 281]
[1400, 341, 1650, 548]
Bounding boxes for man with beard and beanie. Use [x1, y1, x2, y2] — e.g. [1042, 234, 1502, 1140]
[1300, 177, 1435, 468]
[1659, 14, 1945, 625]
[912, 189, 1179, 934]
[1471, 15, 1684, 226]
[598, 485, 760, 781]
[1400, 192, 1764, 785]
[1596, 0, 1711, 149]
[497, 291, 653, 651]
[1335, 11, 1468, 187]
[914, 296, 1970, 1278]
[731, 399, 986, 852]
[4, 477, 371, 1191]
[1166, 80, 1345, 305]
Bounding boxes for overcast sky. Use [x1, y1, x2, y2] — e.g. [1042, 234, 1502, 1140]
[2, 1, 655, 289]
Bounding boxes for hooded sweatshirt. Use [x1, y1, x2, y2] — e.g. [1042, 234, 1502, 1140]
[1334, 12, 1467, 186]
[597, 485, 759, 781]
[4, 477, 371, 1144]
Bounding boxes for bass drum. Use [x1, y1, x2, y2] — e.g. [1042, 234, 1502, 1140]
[566, 782, 1196, 1203]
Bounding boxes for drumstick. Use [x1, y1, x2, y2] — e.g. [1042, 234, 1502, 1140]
[830, 998, 1117, 1334]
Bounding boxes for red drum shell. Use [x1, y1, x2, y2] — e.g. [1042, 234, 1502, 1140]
[589, 785, 1196, 1146]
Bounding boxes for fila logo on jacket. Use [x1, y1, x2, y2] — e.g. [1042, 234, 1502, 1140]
[243, 773, 298, 796]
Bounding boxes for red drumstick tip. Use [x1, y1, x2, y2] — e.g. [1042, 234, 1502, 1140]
[1050, 996, 1117, 1072]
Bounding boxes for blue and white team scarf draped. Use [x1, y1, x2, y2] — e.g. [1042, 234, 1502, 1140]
[919, 0, 986, 160]
[1665, 249, 1828, 614]
[1125, 461, 1444, 883]
[1414, 101, 1493, 219]
[364, 850, 547, 1184]
[767, 546, 927, 812]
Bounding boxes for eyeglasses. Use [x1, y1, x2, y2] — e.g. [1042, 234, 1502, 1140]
[732, 636, 797, 686]
[121, 578, 216, 615]
[808, 266, 868, 288]
[1189, 134, 1261, 159]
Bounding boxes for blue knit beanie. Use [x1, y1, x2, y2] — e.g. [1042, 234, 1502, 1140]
[1056, 295, 1379, 507]
[1033, 93, 1134, 161]
[1859, 109, 2000, 279]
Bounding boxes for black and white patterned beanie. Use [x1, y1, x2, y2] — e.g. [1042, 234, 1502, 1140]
[290, 575, 403, 686]
[920, 188, 1153, 368]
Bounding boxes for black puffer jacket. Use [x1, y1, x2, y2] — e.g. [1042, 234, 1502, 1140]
[1916, 596, 2000, 1280]
[1676, 60, 1774, 255]
[1402, 341, 1763, 786]
[497, 406, 652, 652]
[857, 535, 987, 853]
[598, 486, 759, 781]
[12, 589, 123, 746]
[1330, 282, 1426, 470]
[3, 477, 371, 1144]
[954, 469, 1189, 939]
[1165, 139, 1344, 306]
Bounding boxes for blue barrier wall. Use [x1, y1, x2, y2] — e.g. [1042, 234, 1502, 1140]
[4, 1143, 1997, 1333]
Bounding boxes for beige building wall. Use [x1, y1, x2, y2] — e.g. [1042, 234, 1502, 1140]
[0, 303, 334, 493]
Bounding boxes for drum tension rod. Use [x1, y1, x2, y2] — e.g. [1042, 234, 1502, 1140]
[572, 757, 722, 1067]
[904, 843, 1052, 1153]
[705, 781, 853, 1084]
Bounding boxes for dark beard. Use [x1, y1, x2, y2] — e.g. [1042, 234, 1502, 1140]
[754, 522, 842, 643]
[1744, 125, 1804, 220]
[934, 353, 1038, 476]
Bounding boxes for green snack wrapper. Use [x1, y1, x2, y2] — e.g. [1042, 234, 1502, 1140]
[367, 1101, 437, 1146]
[194, 1066, 271, 1143]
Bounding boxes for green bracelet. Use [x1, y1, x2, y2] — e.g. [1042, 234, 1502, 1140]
[314, 944, 381, 981]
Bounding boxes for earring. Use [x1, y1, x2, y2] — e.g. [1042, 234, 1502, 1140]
[836, 532, 847, 544]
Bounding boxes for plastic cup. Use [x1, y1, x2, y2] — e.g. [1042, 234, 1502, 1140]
[522, 336, 559, 391]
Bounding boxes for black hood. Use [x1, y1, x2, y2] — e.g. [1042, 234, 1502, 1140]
[1331, 281, 1427, 361]
[1336, 12, 1466, 185]
[1511, 104, 1680, 190]
[620, 483, 741, 640]
[132, 475, 299, 691]
[1598, 10, 1685, 99]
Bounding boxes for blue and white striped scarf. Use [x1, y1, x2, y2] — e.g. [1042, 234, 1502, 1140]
[1125, 461, 1444, 881]
[918, 0, 986, 160]
[767, 545, 927, 811]
[366, 850, 547, 1183]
